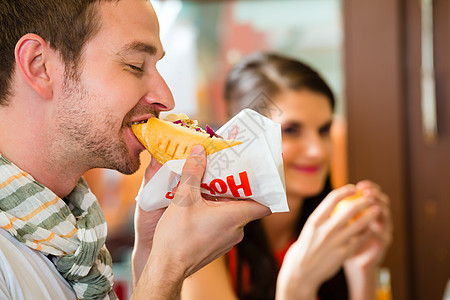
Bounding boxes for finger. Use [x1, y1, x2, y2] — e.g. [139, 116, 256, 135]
[345, 228, 373, 257]
[326, 196, 374, 231]
[374, 190, 390, 206]
[312, 184, 357, 223]
[134, 205, 166, 242]
[202, 194, 234, 202]
[367, 189, 391, 228]
[356, 181, 381, 201]
[201, 193, 217, 201]
[356, 182, 391, 208]
[338, 205, 381, 239]
[144, 157, 163, 184]
[180, 145, 206, 189]
[241, 200, 271, 224]
[136, 206, 166, 226]
[222, 199, 271, 227]
[174, 145, 206, 206]
[356, 180, 380, 191]
[370, 201, 393, 237]
[179, 145, 206, 187]
[370, 224, 392, 247]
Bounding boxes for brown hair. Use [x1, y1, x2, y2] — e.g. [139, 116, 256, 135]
[224, 52, 335, 117]
[0, 0, 119, 106]
[224, 53, 348, 300]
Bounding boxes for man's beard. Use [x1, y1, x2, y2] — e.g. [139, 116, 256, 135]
[53, 72, 141, 175]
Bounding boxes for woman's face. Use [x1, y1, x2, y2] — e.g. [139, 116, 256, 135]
[270, 89, 333, 199]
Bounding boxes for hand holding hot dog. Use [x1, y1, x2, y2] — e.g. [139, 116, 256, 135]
[132, 145, 271, 299]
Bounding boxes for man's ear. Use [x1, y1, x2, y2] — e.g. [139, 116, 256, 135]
[15, 33, 60, 100]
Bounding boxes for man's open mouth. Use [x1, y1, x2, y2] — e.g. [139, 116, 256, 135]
[128, 119, 148, 126]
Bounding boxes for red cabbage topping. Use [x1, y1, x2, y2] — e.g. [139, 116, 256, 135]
[206, 125, 220, 138]
[172, 119, 221, 138]
[173, 119, 188, 128]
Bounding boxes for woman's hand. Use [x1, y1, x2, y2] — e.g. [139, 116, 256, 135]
[343, 180, 393, 300]
[276, 184, 381, 300]
[345, 180, 393, 269]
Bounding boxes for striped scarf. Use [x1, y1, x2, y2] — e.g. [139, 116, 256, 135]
[0, 154, 117, 300]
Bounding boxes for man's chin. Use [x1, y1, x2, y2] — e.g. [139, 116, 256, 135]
[117, 159, 141, 175]
[102, 155, 141, 175]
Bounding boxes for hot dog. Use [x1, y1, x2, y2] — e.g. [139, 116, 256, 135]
[131, 113, 241, 164]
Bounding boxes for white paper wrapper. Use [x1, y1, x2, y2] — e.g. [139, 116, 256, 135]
[135, 109, 288, 213]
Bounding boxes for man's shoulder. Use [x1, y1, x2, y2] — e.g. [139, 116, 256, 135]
[0, 228, 33, 275]
[0, 228, 77, 299]
[0, 228, 21, 256]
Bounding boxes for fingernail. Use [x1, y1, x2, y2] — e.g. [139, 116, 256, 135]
[190, 145, 205, 156]
[150, 157, 157, 166]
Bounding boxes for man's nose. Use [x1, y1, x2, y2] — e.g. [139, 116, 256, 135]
[142, 70, 175, 112]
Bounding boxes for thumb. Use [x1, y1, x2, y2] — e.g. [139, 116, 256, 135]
[312, 184, 357, 223]
[175, 145, 206, 205]
[235, 199, 271, 225]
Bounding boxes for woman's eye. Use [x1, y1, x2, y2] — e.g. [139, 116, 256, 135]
[319, 123, 332, 137]
[282, 125, 301, 137]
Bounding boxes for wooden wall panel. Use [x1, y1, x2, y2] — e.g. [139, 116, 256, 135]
[343, 1, 410, 299]
[405, 0, 450, 299]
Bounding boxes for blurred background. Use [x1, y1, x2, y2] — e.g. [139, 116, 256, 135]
[83, 0, 450, 299]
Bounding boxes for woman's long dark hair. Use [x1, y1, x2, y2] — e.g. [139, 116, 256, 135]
[224, 52, 348, 300]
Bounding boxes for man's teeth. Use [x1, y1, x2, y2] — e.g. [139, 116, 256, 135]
[130, 120, 147, 125]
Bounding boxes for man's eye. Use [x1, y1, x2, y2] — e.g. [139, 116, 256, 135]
[128, 64, 144, 73]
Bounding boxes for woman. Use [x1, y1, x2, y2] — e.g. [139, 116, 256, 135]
[181, 52, 392, 300]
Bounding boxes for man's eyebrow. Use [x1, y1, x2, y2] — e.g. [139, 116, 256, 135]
[117, 41, 166, 59]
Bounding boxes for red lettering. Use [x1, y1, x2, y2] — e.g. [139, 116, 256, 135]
[210, 179, 228, 194]
[165, 191, 175, 200]
[226, 172, 252, 197]
[165, 181, 180, 200]
[172, 172, 252, 199]
[201, 183, 216, 195]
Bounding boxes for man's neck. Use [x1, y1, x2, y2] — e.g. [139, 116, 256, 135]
[1, 147, 84, 199]
[0, 101, 85, 198]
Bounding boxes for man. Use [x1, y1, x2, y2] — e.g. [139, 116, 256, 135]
[0, 0, 270, 299]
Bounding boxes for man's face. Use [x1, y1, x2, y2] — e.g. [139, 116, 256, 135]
[53, 0, 174, 174]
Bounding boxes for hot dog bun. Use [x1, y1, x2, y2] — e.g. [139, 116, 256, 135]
[131, 114, 241, 164]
